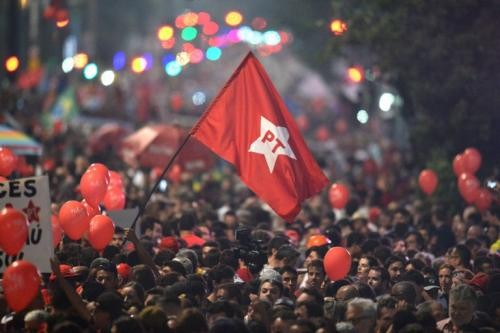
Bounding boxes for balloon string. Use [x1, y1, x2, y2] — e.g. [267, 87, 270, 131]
[129, 133, 193, 231]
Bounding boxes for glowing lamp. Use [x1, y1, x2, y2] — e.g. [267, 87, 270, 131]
[5, 56, 20, 72]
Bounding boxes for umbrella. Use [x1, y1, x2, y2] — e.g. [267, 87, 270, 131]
[88, 123, 131, 154]
[0, 125, 43, 156]
[120, 124, 214, 172]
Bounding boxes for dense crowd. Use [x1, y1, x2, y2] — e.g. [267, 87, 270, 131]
[1, 79, 499, 333]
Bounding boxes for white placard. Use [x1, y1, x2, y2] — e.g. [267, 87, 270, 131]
[0, 176, 53, 273]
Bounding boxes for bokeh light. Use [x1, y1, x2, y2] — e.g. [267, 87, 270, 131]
[379, 93, 395, 112]
[183, 12, 198, 26]
[263, 31, 281, 45]
[181, 27, 198, 41]
[61, 57, 74, 73]
[131, 57, 147, 73]
[356, 109, 369, 124]
[73, 53, 88, 69]
[158, 25, 174, 41]
[5, 56, 20, 72]
[197, 12, 211, 25]
[83, 63, 98, 80]
[203, 21, 219, 35]
[143, 53, 154, 70]
[252, 17, 267, 30]
[113, 51, 126, 71]
[176, 51, 190, 66]
[192, 91, 206, 106]
[161, 38, 176, 50]
[206, 47, 222, 61]
[225, 11, 243, 26]
[165, 61, 182, 76]
[330, 19, 348, 35]
[189, 49, 204, 64]
[100, 70, 115, 86]
[161, 54, 175, 66]
[347, 66, 364, 83]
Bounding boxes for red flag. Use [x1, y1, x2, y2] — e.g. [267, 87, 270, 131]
[191, 52, 329, 221]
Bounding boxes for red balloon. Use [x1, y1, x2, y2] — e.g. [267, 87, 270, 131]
[59, 201, 89, 240]
[328, 183, 350, 209]
[2, 260, 41, 312]
[80, 170, 108, 208]
[82, 199, 101, 219]
[418, 169, 438, 195]
[475, 188, 493, 212]
[323, 247, 352, 281]
[87, 163, 110, 184]
[108, 170, 123, 189]
[88, 215, 115, 251]
[458, 173, 480, 204]
[452, 154, 466, 176]
[0, 207, 29, 255]
[103, 187, 126, 211]
[0, 147, 17, 177]
[51, 214, 62, 247]
[463, 148, 481, 174]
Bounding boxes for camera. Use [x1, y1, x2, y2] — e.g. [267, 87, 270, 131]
[234, 227, 268, 275]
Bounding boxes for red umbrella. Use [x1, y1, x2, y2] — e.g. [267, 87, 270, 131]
[89, 123, 131, 154]
[120, 124, 214, 172]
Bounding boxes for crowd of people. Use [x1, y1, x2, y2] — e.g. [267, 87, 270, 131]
[1, 69, 499, 333]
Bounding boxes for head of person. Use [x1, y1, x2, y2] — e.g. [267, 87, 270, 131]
[279, 266, 298, 296]
[346, 298, 377, 333]
[24, 310, 49, 333]
[404, 231, 425, 252]
[306, 259, 325, 290]
[91, 258, 119, 290]
[111, 227, 126, 247]
[140, 216, 163, 242]
[304, 245, 329, 268]
[447, 245, 471, 269]
[376, 296, 397, 333]
[258, 279, 283, 305]
[131, 264, 156, 291]
[335, 285, 359, 303]
[274, 245, 300, 269]
[385, 255, 406, 284]
[94, 291, 126, 332]
[448, 284, 477, 327]
[357, 255, 379, 282]
[391, 281, 417, 311]
[438, 264, 454, 294]
[120, 281, 145, 311]
[367, 266, 389, 295]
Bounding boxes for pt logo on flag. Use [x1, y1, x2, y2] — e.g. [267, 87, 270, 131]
[249, 116, 296, 173]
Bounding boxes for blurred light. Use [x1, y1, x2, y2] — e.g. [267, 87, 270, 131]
[56, 18, 69, 28]
[237, 26, 253, 41]
[225, 11, 243, 26]
[197, 12, 211, 25]
[165, 61, 182, 76]
[176, 51, 190, 66]
[189, 49, 204, 64]
[347, 66, 364, 83]
[161, 54, 175, 66]
[183, 12, 198, 26]
[203, 21, 219, 35]
[61, 57, 74, 73]
[330, 19, 348, 35]
[143, 53, 154, 70]
[206, 47, 222, 61]
[279, 31, 292, 44]
[182, 43, 195, 52]
[100, 70, 115, 86]
[158, 25, 174, 41]
[161, 38, 176, 49]
[226, 29, 241, 43]
[113, 51, 126, 71]
[248, 31, 263, 45]
[192, 91, 206, 106]
[175, 14, 185, 29]
[181, 27, 198, 41]
[263, 30, 281, 45]
[131, 57, 147, 73]
[73, 53, 88, 69]
[379, 93, 395, 112]
[19, 0, 28, 9]
[83, 63, 98, 80]
[356, 109, 369, 124]
[5, 56, 20, 72]
[252, 17, 267, 30]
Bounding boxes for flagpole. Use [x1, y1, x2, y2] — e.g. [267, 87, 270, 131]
[129, 133, 193, 231]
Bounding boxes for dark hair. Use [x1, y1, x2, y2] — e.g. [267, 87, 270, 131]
[153, 249, 175, 266]
[267, 237, 290, 256]
[474, 256, 493, 273]
[279, 265, 297, 277]
[346, 232, 365, 247]
[140, 216, 161, 235]
[112, 316, 145, 333]
[369, 266, 390, 283]
[451, 244, 472, 269]
[209, 264, 235, 286]
[219, 249, 239, 270]
[178, 213, 198, 231]
[176, 308, 208, 333]
[297, 287, 323, 305]
[132, 265, 156, 291]
[405, 231, 425, 251]
[385, 255, 406, 269]
[296, 301, 324, 318]
[307, 259, 325, 274]
[122, 281, 145, 305]
[354, 282, 376, 300]
[400, 270, 425, 287]
[305, 246, 329, 259]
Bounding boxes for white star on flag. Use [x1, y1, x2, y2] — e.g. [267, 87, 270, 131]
[249, 116, 296, 173]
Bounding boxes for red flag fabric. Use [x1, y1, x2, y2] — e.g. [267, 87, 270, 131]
[191, 52, 329, 221]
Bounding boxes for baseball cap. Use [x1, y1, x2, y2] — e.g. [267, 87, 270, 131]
[172, 257, 193, 275]
[90, 258, 118, 276]
[49, 264, 79, 281]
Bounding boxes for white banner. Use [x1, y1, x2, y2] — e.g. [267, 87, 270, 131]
[0, 176, 53, 273]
